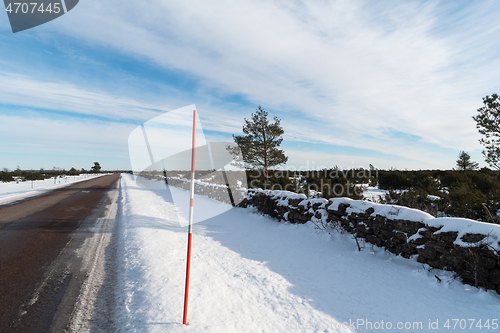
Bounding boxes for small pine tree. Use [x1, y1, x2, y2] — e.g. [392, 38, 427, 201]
[456, 151, 479, 171]
[14, 166, 22, 177]
[228, 106, 288, 189]
[91, 162, 101, 173]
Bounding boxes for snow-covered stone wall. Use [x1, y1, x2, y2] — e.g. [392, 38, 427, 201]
[240, 189, 500, 294]
[166, 177, 247, 205]
[166, 178, 500, 294]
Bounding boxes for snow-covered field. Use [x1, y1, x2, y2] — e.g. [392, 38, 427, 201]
[0, 174, 105, 204]
[115, 174, 500, 332]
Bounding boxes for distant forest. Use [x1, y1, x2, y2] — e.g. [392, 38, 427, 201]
[0, 165, 103, 183]
[247, 167, 500, 223]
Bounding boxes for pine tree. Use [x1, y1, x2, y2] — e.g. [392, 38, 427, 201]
[14, 166, 22, 177]
[456, 151, 479, 171]
[228, 106, 288, 189]
[91, 162, 101, 173]
[473, 94, 500, 169]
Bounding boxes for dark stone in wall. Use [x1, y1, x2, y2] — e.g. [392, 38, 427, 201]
[490, 269, 500, 284]
[461, 233, 486, 243]
[432, 231, 459, 244]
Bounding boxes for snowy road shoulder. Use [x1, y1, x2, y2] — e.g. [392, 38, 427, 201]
[114, 174, 500, 333]
[0, 174, 106, 205]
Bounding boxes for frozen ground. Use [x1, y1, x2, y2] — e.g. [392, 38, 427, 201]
[363, 186, 389, 202]
[0, 174, 105, 204]
[114, 174, 500, 332]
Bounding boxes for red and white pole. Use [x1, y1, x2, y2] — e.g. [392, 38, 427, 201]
[183, 109, 197, 326]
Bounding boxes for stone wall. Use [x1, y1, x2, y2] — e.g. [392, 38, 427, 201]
[239, 189, 500, 294]
[166, 178, 500, 294]
[166, 177, 247, 206]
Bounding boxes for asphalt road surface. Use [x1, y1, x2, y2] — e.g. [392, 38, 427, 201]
[0, 174, 120, 333]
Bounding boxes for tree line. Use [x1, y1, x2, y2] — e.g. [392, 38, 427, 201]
[376, 168, 500, 222]
[0, 162, 102, 183]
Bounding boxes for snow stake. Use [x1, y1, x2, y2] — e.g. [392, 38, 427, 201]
[183, 109, 197, 325]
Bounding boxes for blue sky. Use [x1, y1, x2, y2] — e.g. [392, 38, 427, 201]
[1, 0, 500, 171]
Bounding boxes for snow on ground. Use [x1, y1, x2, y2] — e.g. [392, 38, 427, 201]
[0, 174, 105, 204]
[362, 186, 389, 202]
[115, 174, 500, 332]
[363, 187, 444, 204]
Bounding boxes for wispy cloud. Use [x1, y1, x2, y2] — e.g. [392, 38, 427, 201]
[0, 71, 166, 121]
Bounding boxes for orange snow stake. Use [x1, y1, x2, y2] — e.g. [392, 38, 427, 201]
[183, 109, 197, 325]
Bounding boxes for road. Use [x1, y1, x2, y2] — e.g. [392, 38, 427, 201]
[0, 174, 120, 333]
